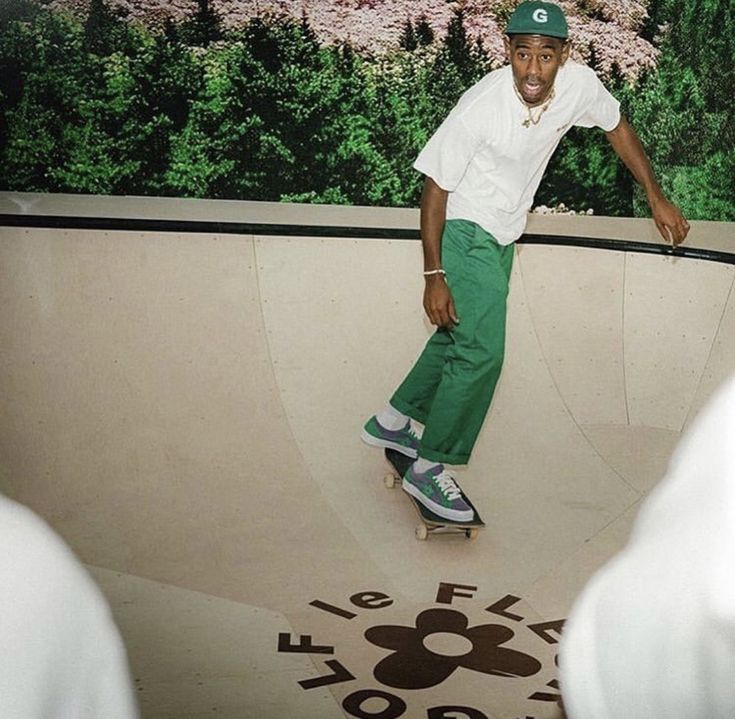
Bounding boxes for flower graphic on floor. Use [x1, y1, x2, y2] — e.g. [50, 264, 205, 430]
[364, 608, 542, 689]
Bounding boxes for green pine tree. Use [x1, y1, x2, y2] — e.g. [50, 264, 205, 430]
[179, 0, 223, 47]
[399, 20, 418, 52]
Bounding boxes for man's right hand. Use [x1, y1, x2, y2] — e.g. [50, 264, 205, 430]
[423, 275, 459, 328]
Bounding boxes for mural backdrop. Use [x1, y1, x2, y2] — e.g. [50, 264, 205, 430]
[0, 0, 732, 220]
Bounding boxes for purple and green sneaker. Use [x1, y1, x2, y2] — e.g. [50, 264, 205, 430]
[403, 464, 473, 523]
[361, 417, 419, 458]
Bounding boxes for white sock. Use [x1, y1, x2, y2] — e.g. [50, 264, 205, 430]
[376, 404, 409, 431]
[413, 457, 441, 473]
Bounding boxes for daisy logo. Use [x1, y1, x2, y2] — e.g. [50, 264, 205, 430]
[366, 608, 541, 689]
[278, 583, 565, 718]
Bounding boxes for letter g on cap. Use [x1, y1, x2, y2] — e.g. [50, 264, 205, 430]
[532, 8, 548, 22]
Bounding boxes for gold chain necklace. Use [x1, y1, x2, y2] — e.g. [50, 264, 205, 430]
[513, 84, 555, 128]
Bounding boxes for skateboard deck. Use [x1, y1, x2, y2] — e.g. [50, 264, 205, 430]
[384, 448, 485, 540]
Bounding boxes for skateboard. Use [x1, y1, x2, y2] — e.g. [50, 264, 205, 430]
[384, 448, 485, 541]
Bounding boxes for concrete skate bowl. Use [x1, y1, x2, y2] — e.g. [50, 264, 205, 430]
[1, 192, 734, 718]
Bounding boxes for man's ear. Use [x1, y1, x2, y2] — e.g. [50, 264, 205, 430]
[503, 35, 512, 60]
[560, 40, 571, 65]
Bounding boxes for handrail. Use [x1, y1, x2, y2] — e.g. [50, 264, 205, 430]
[2, 212, 733, 265]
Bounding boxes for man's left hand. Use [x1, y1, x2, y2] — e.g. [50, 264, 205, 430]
[650, 195, 690, 247]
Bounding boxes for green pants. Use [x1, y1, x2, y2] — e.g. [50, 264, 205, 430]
[390, 219, 514, 465]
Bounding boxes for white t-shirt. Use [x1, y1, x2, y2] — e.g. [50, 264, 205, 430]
[414, 61, 621, 244]
[0, 496, 139, 719]
[559, 374, 735, 719]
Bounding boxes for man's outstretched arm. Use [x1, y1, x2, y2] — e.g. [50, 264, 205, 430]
[605, 116, 690, 246]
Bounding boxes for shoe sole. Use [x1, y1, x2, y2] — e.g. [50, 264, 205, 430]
[401, 478, 473, 523]
[360, 429, 418, 459]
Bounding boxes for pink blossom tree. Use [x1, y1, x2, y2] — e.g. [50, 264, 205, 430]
[51, 0, 660, 82]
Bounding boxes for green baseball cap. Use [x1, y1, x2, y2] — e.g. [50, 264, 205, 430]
[506, 1, 569, 39]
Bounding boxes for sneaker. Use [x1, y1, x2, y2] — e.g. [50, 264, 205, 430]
[361, 416, 419, 458]
[402, 463, 473, 523]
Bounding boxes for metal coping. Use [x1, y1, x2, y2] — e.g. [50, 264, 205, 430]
[1, 213, 733, 265]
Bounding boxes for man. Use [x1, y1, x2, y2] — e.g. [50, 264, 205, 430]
[559, 373, 735, 718]
[362, 0, 690, 521]
[0, 494, 138, 718]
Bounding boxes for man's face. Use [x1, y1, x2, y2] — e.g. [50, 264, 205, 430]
[504, 34, 570, 106]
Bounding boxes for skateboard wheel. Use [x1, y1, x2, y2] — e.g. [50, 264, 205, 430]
[466, 528, 479, 540]
[415, 525, 429, 541]
[383, 473, 397, 489]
